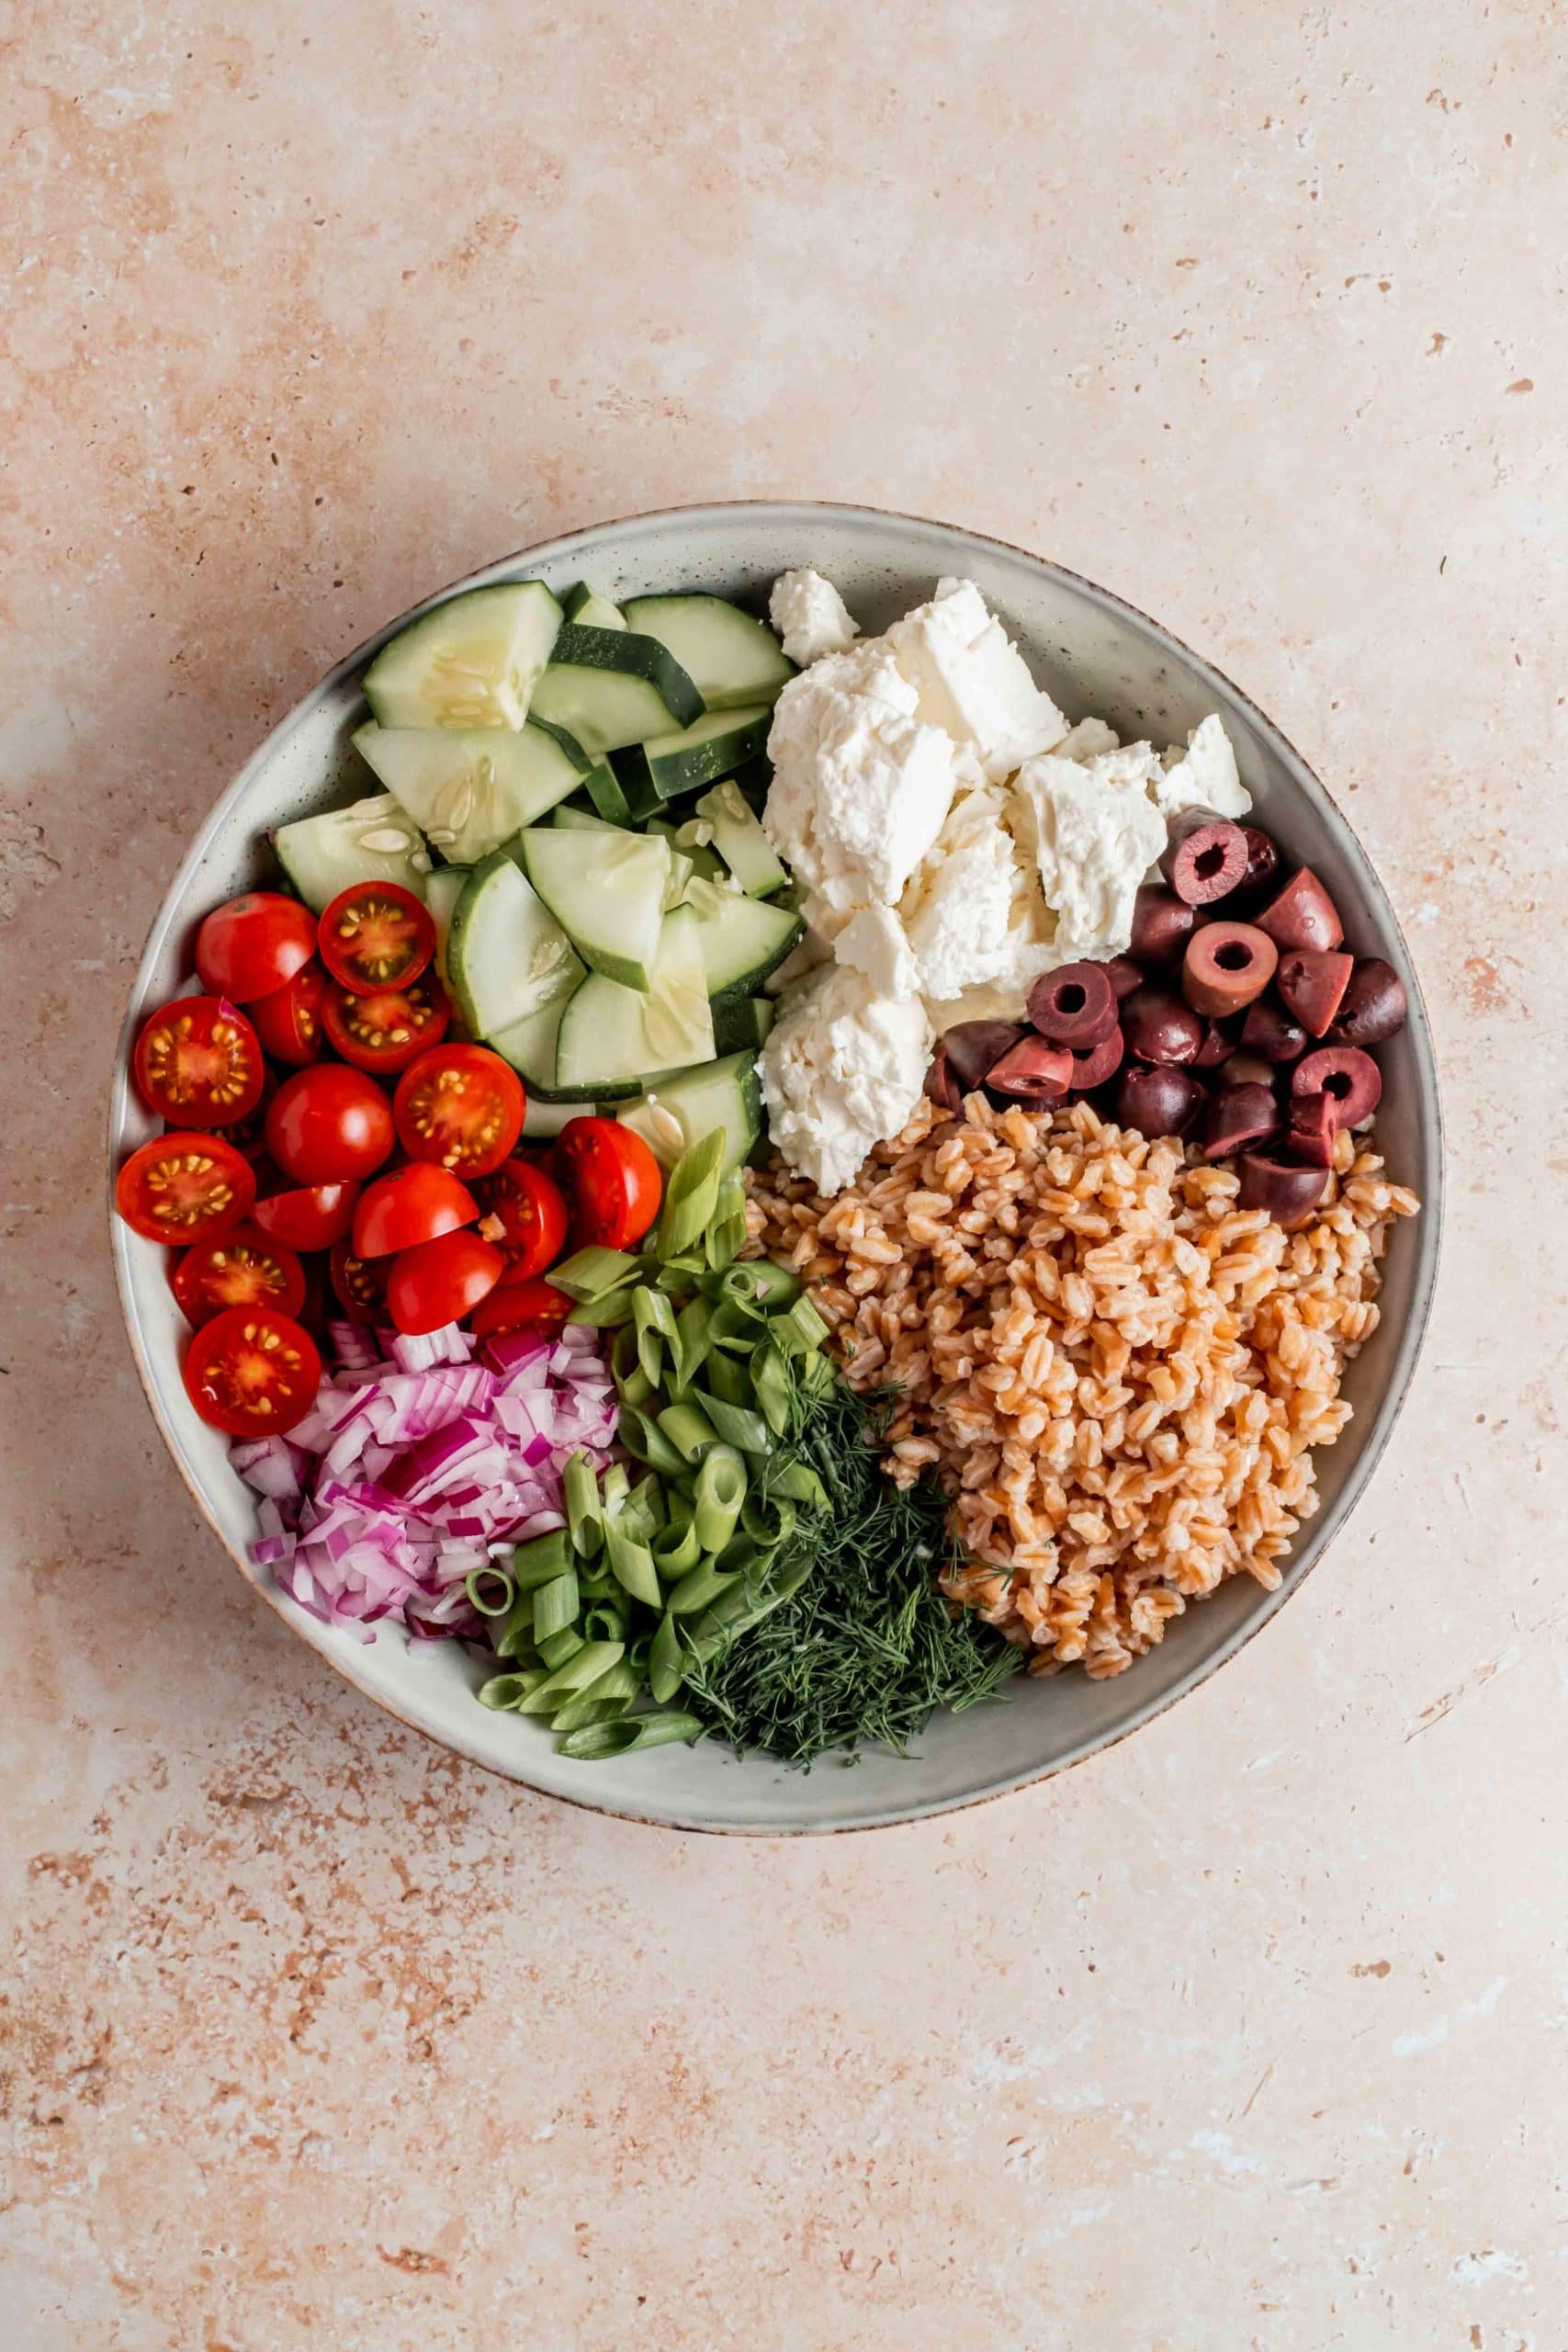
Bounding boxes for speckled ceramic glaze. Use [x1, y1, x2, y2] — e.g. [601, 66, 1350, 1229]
[108, 503, 1442, 1833]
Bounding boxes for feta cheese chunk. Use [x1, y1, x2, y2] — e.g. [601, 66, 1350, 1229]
[764, 645, 964, 920]
[1154, 714, 1251, 820]
[899, 783, 1038, 1001]
[886, 578, 1068, 780]
[768, 569, 860, 666]
[835, 902, 919, 998]
[760, 966, 932, 1196]
[1055, 716, 1122, 763]
[1012, 745, 1168, 963]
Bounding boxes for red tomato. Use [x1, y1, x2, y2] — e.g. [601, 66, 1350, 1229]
[386, 1228, 504, 1337]
[321, 973, 450, 1076]
[329, 1235, 389, 1323]
[171, 1225, 306, 1327]
[318, 882, 434, 992]
[116, 1134, 256, 1244]
[476, 1157, 570, 1281]
[392, 1043, 525, 1178]
[265, 1064, 395, 1185]
[468, 1274, 572, 1341]
[248, 959, 327, 1066]
[553, 1116, 663, 1250]
[250, 1180, 359, 1251]
[195, 892, 317, 1003]
[133, 996, 265, 1128]
[217, 1067, 277, 1164]
[183, 1306, 321, 1437]
[353, 1163, 479, 1259]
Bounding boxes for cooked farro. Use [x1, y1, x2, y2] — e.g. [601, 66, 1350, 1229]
[744, 1094, 1419, 1681]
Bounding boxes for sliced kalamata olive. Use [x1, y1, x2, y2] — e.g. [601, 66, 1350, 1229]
[1288, 1091, 1338, 1167]
[1330, 956, 1408, 1046]
[1103, 955, 1144, 1001]
[1130, 886, 1195, 967]
[1182, 922, 1279, 1017]
[942, 1020, 1025, 1094]
[1168, 820, 1250, 908]
[1240, 995, 1308, 1063]
[1234, 825, 1281, 908]
[987, 1035, 1075, 1101]
[1276, 947, 1354, 1038]
[1117, 1063, 1204, 1138]
[1121, 986, 1203, 1067]
[1192, 1018, 1235, 1069]
[1292, 1046, 1382, 1128]
[1202, 1082, 1280, 1162]
[1255, 865, 1344, 953]
[1221, 1050, 1281, 1092]
[1067, 1024, 1124, 1089]
[924, 1046, 964, 1114]
[1027, 960, 1119, 1048]
[1238, 1155, 1332, 1230]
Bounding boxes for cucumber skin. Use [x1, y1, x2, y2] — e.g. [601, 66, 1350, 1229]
[612, 707, 772, 807]
[362, 582, 563, 730]
[547, 623, 705, 729]
[581, 763, 634, 824]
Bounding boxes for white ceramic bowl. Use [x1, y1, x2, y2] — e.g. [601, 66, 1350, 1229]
[109, 503, 1443, 1834]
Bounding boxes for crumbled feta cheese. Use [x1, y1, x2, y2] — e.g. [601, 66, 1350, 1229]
[1055, 716, 1122, 763]
[886, 579, 1068, 780]
[760, 966, 931, 1195]
[1154, 714, 1251, 820]
[768, 569, 860, 666]
[834, 902, 919, 998]
[1011, 746, 1168, 963]
[764, 647, 963, 919]
[899, 784, 1035, 1001]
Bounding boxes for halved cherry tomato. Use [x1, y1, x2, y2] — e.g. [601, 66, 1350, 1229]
[116, 1134, 256, 1243]
[330, 1235, 389, 1323]
[476, 1157, 570, 1281]
[265, 1065, 395, 1186]
[468, 1274, 572, 1341]
[183, 1306, 321, 1437]
[248, 959, 327, 1066]
[318, 882, 434, 993]
[217, 1066, 278, 1164]
[386, 1228, 504, 1337]
[553, 1116, 663, 1250]
[171, 1225, 306, 1327]
[353, 1163, 478, 1259]
[250, 1180, 359, 1251]
[133, 996, 265, 1128]
[195, 892, 317, 1004]
[321, 973, 450, 1076]
[392, 1043, 525, 1178]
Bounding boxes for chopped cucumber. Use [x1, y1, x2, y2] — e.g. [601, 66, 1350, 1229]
[424, 865, 469, 991]
[274, 795, 430, 913]
[662, 817, 725, 883]
[447, 852, 582, 1038]
[580, 762, 635, 823]
[563, 582, 626, 630]
[362, 582, 562, 730]
[488, 990, 601, 1101]
[613, 704, 772, 807]
[622, 594, 794, 712]
[712, 994, 775, 1054]
[551, 804, 624, 833]
[617, 1053, 762, 1174]
[353, 718, 585, 863]
[682, 874, 803, 1004]
[519, 824, 673, 994]
[529, 623, 704, 755]
[694, 775, 789, 897]
[554, 907, 715, 1095]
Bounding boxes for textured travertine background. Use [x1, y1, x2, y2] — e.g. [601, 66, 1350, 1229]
[4, 3, 1565, 2346]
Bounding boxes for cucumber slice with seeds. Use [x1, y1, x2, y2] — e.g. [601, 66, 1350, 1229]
[274, 795, 430, 913]
[694, 775, 789, 897]
[613, 704, 772, 807]
[529, 623, 704, 755]
[621, 594, 793, 711]
[712, 995, 775, 1054]
[424, 865, 469, 991]
[617, 1053, 762, 1174]
[488, 989, 602, 1100]
[353, 718, 586, 863]
[553, 906, 715, 1094]
[447, 852, 582, 1038]
[363, 582, 563, 730]
[551, 805, 624, 833]
[562, 582, 626, 630]
[682, 874, 803, 1004]
[519, 825, 673, 994]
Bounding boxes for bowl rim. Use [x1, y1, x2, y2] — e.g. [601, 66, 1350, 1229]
[107, 497, 1445, 1836]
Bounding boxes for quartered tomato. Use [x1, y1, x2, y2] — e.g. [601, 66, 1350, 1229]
[250, 1180, 359, 1251]
[352, 1162, 478, 1259]
[386, 1228, 504, 1337]
[318, 882, 434, 993]
[392, 1043, 525, 1179]
[183, 1306, 321, 1437]
[116, 1134, 256, 1243]
[265, 1064, 395, 1186]
[476, 1156, 570, 1281]
[171, 1225, 306, 1327]
[553, 1115, 663, 1250]
[329, 1235, 389, 1324]
[321, 973, 450, 1076]
[248, 959, 327, 1067]
[468, 1274, 572, 1341]
[195, 892, 317, 1003]
[133, 996, 265, 1128]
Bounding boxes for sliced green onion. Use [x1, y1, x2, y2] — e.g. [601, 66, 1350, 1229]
[719, 1259, 799, 1310]
[657, 1129, 728, 1261]
[477, 1668, 546, 1710]
[765, 1456, 831, 1511]
[465, 1564, 515, 1618]
[564, 1453, 604, 1558]
[516, 1639, 626, 1713]
[617, 1408, 688, 1477]
[600, 1463, 629, 1519]
[634, 1284, 680, 1386]
[581, 1599, 628, 1645]
[566, 1290, 637, 1329]
[751, 1340, 794, 1437]
[604, 1521, 661, 1608]
[558, 1710, 704, 1760]
[536, 1624, 586, 1672]
[548, 1657, 641, 1731]
[666, 1557, 744, 1619]
[492, 1586, 535, 1658]
[532, 1566, 580, 1645]
[509, 1528, 573, 1590]
[703, 1346, 747, 1407]
[649, 1611, 687, 1704]
[652, 1518, 703, 1581]
[741, 1493, 797, 1550]
[671, 1295, 715, 1392]
[693, 1388, 772, 1453]
[551, 1244, 643, 1301]
[693, 1444, 747, 1553]
[627, 1632, 654, 1672]
[657, 1399, 719, 1463]
[777, 1295, 830, 1355]
[610, 1324, 654, 1409]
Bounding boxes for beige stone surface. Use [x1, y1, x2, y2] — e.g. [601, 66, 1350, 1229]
[3, 3, 1564, 2345]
